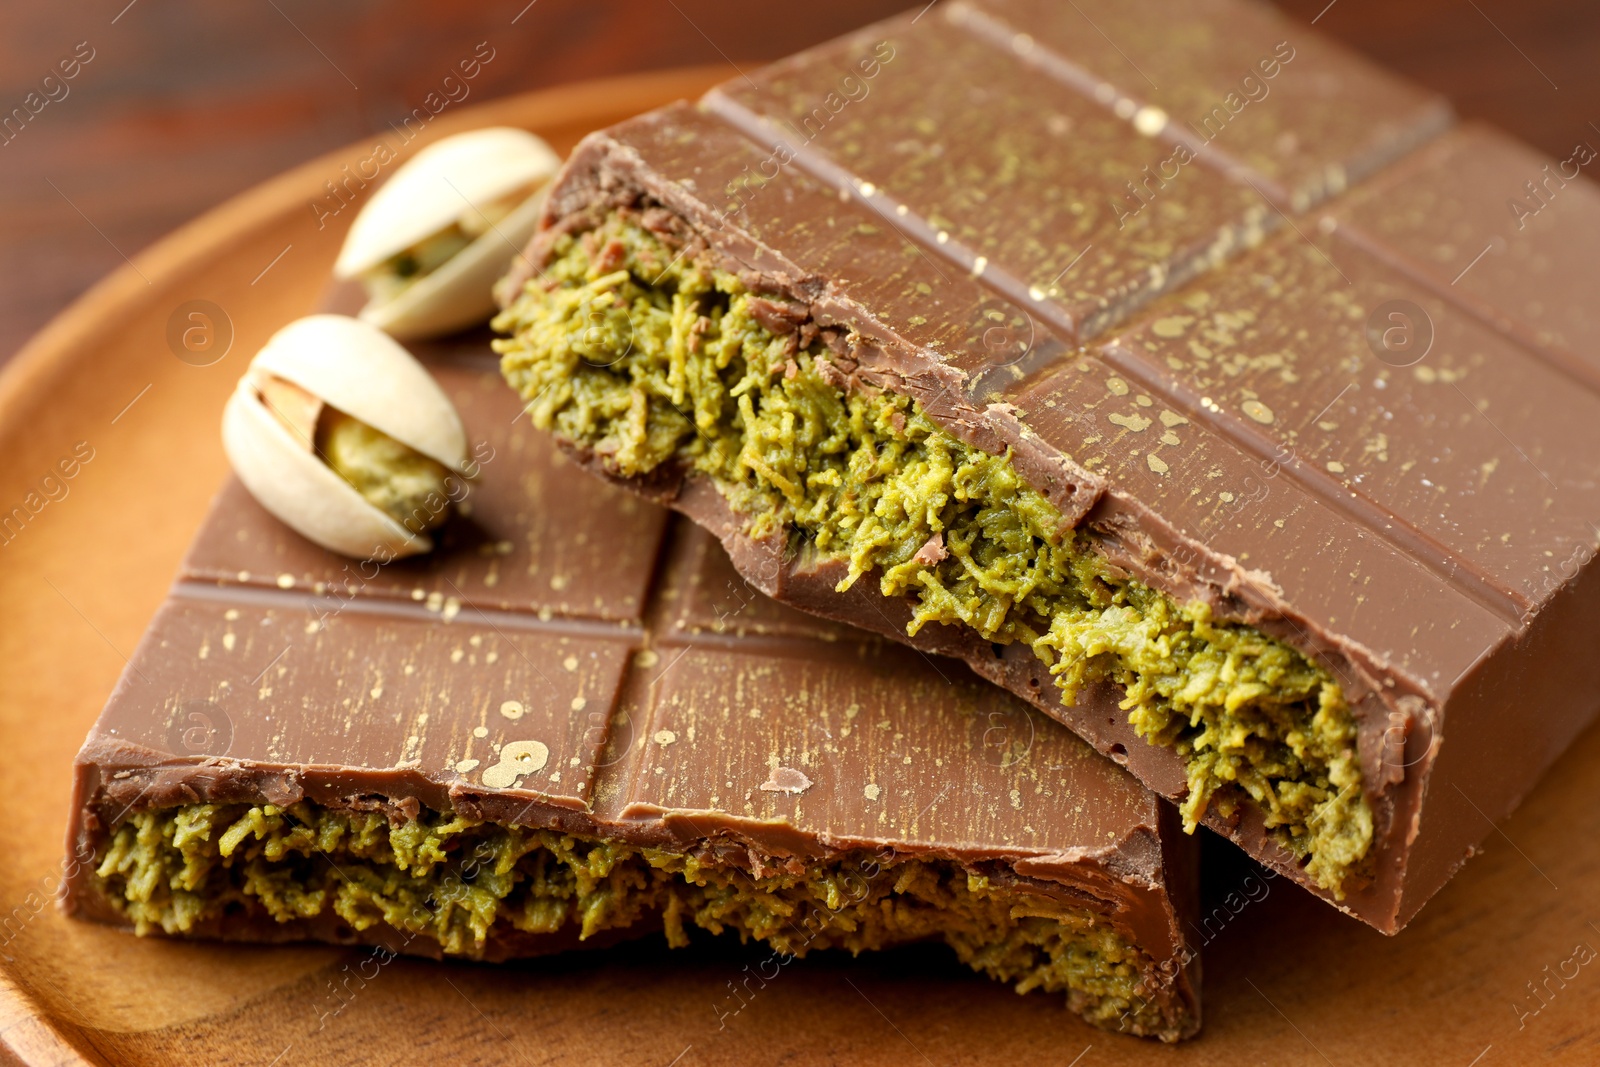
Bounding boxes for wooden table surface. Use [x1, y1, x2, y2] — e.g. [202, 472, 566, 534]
[2, 0, 1597, 370]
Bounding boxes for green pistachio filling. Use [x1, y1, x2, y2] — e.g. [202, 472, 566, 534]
[492, 213, 1372, 895]
[92, 801, 1188, 1040]
[316, 410, 452, 535]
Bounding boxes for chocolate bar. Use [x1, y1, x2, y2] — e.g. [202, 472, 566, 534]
[493, 0, 1600, 933]
[62, 340, 1201, 1041]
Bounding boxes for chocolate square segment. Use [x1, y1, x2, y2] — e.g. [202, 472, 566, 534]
[998, 354, 1511, 695]
[952, 0, 1452, 209]
[598, 103, 1023, 376]
[99, 595, 627, 812]
[1329, 125, 1600, 388]
[1095, 232, 1600, 614]
[708, 14, 1271, 341]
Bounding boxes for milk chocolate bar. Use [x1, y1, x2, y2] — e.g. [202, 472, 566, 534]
[493, 0, 1600, 933]
[62, 341, 1200, 1041]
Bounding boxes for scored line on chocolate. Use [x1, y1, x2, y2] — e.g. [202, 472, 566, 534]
[170, 577, 651, 641]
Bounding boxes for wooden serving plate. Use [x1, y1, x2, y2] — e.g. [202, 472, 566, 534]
[2, 67, 1597, 1067]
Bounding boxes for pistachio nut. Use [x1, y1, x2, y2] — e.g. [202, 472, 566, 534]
[334, 126, 561, 340]
[221, 314, 472, 560]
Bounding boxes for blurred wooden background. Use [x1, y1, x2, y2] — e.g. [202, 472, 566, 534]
[2, 0, 1596, 368]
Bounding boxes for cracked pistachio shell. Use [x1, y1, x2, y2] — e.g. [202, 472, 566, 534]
[333, 126, 560, 339]
[223, 382, 430, 559]
[359, 180, 551, 340]
[252, 315, 469, 472]
[334, 127, 560, 277]
[220, 314, 469, 559]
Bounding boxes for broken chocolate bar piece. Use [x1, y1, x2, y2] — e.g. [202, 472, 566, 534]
[62, 340, 1200, 1041]
[493, 0, 1600, 934]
